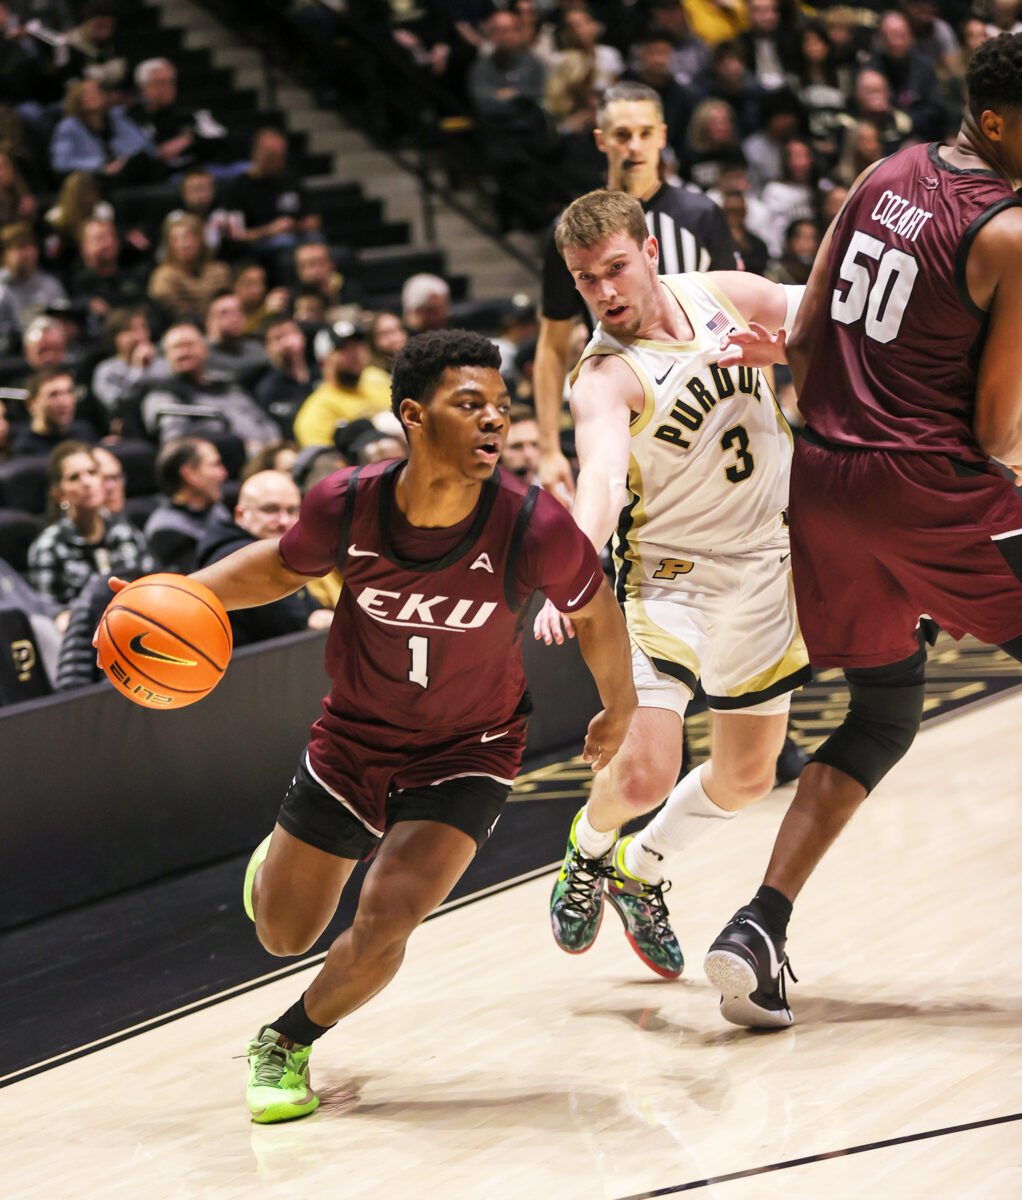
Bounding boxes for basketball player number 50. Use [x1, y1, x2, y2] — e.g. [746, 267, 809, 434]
[831, 230, 919, 344]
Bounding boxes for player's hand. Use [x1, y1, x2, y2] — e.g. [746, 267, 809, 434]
[92, 578, 129, 657]
[539, 450, 575, 508]
[718, 322, 787, 368]
[582, 705, 634, 771]
[533, 597, 574, 645]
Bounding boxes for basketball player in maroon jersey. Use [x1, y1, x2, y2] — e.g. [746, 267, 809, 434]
[705, 33, 1022, 1028]
[185, 330, 636, 1120]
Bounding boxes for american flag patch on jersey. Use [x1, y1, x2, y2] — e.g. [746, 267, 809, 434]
[706, 309, 732, 337]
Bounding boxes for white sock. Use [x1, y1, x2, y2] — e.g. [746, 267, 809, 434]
[624, 763, 735, 882]
[574, 805, 617, 860]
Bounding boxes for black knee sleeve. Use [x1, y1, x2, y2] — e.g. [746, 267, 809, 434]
[811, 648, 926, 794]
[999, 634, 1022, 664]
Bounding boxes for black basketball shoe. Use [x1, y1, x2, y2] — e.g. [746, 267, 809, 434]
[704, 907, 797, 1029]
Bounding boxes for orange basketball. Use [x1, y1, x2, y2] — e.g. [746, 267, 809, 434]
[97, 573, 233, 709]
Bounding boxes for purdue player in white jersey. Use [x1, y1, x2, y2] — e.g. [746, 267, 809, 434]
[536, 82, 738, 505]
[541, 189, 807, 979]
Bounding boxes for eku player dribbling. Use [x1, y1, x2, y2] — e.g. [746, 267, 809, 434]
[184, 330, 636, 1122]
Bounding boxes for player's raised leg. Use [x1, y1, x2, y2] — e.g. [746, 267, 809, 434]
[247, 824, 358, 955]
[550, 704, 682, 964]
[607, 707, 787, 978]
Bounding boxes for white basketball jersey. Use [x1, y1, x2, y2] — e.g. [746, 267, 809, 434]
[572, 273, 792, 585]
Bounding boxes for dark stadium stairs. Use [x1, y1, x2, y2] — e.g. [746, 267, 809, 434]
[119, 0, 472, 312]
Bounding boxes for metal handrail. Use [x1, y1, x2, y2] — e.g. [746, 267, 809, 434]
[191, 0, 551, 276]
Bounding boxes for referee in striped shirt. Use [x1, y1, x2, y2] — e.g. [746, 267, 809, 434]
[536, 82, 739, 503]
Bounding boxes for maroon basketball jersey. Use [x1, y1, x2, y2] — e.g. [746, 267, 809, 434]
[799, 142, 1019, 460]
[279, 460, 602, 787]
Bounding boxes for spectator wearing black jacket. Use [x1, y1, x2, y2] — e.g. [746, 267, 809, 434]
[126, 58, 228, 174]
[143, 435, 229, 572]
[870, 11, 946, 140]
[11, 368, 96, 457]
[254, 316, 319, 439]
[221, 128, 320, 260]
[193, 469, 330, 645]
[67, 217, 149, 321]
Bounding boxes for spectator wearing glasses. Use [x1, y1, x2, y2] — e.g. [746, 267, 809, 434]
[194, 469, 331, 644]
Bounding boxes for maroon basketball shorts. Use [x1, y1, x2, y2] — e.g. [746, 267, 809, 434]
[277, 713, 529, 858]
[790, 435, 1022, 669]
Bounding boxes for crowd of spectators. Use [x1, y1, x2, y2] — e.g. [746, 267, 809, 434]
[369, 0, 1017, 233]
[0, 0, 1018, 704]
[0, 0, 483, 701]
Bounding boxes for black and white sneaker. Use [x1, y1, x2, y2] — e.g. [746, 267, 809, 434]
[704, 908, 797, 1029]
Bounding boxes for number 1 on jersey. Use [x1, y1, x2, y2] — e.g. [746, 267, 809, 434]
[407, 635, 429, 688]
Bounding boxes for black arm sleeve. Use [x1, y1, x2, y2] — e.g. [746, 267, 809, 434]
[701, 202, 741, 271]
[541, 224, 583, 321]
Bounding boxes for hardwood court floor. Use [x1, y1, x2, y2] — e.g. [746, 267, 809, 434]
[2, 692, 1019, 1199]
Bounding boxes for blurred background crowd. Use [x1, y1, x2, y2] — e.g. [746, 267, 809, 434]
[0, 0, 1016, 703]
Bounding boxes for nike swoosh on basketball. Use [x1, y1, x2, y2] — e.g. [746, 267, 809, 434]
[348, 544, 379, 558]
[128, 633, 197, 667]
[566, 572, 596, 608]
[654, 365, 674, 386]
[480, 730, 508, 742]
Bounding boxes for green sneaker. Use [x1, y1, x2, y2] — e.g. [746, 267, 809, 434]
[246, 1026, 320, 1124]
[549, 807, 612, 954]
[243, 833, 272, 922]
[605, 836, 684, 979]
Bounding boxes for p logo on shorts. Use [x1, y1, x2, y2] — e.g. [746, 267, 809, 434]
[652, 558, 695, 581]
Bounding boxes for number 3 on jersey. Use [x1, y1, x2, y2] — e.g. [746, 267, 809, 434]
[831, 230, 919, 343]
[407, 635, 429, 688]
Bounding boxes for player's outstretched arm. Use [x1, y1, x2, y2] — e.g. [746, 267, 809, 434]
[533, 354, 635, 646]
[971, 207, 1022, 472]
[570, 354, 635, 549]
[189, 538, 314, 612]
[534, 314, 579, 506]
[707, 272, 802, 368]
[569, 576, 637, 771]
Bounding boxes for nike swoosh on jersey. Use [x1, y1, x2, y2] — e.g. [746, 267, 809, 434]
[128, 633, 197, 667]
[654, 365, 674, 386]
[480, 730, 508, 742]
[565, 572, 597, 609]
[779, 552, 791, 563]
[348, 545, 379, 558]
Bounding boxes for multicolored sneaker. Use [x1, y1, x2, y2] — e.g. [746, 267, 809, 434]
[604, 836, 684, 979]
[246, 1026, 320, 1124]
[549, 807, 611, 954]
[243, 833, 272, 922]
[704, 907, 796, 1029]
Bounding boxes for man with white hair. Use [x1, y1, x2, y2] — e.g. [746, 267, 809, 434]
[22, 316, 71, 370]
[400, 273, 450, 333]
[127, 56, 228, 170]
[193, 469, 331, 644]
